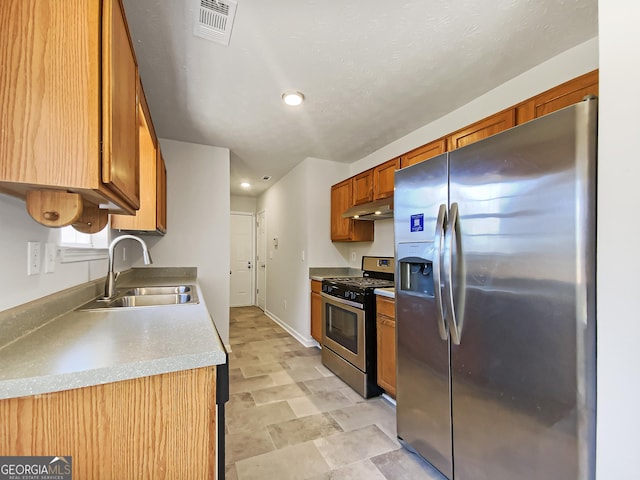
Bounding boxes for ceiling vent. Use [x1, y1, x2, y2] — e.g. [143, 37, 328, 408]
[194, 0, 238, 46]
[262, 176, 272, 181]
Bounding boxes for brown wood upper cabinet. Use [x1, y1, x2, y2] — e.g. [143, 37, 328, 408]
[373, 158, 400, 200]
[516, 70, 599, 124]
[0, 0, 140, 227]
[447, 109, 516, 151]
[156, 151, 168, 233]
[331, 178, 374, 242]
[353, 169, 374, 206]
[400, 139, 446, 168]
[111, 81, 167, 234]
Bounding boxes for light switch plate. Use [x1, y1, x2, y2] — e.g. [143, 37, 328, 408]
[45, 243, 56, 273]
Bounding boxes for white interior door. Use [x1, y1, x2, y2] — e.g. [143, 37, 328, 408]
[256, 210, 266, 310]
[230, 213, 254, 307]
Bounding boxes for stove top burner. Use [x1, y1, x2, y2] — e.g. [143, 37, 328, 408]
[323, 276, 395, 289]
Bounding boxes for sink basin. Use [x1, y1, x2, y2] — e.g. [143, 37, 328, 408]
[124, 285, 192, 296]
[76, 285, 199, 311]
[110, 293, 194, 307]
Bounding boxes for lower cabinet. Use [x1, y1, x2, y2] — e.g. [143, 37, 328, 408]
[311, 280, 322, 342]
[376, 295, 396, 397]
[0, 367, 218, 479]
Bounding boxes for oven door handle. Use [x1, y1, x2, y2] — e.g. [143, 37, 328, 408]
[320, 292, 365, 310]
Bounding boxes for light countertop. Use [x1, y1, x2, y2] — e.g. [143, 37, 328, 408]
[309, 267, 363, 281]
[374, 287, 395, 298]
[0, 268, 226, 400]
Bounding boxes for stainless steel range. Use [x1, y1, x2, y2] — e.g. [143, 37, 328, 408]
[320, 256, 394, 398]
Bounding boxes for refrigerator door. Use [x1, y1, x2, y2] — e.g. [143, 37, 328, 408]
[448, 99, 597, 480]
[394, 154, 453, 479]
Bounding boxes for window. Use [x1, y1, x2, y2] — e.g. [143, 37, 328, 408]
[58, 225, 109, 262]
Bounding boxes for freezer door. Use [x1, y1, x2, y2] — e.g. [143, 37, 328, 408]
[448, 99, 597, 480]
[394, 154, 453, 479]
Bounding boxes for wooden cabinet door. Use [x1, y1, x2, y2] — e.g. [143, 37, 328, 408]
[373, 158, 400, 200]
[111, 81, 167, 234]
[156, 151, 167, 233]
[401, 139, 447, 168]
[516, 70, 599, 124]
[353, 169, 374, 205]
[0, 0, 141, 224]
[330, 179, 373, 242]
[102, 0, 140, 210]
[0, 368, 217, 479]
[310, 281, 322, 342]
[0, 0, 101, 196]
[331, 179, 354, 241]
[447, 109, 516, 151]
[376, 296, 396, 397]
[111, 102, 155, 231]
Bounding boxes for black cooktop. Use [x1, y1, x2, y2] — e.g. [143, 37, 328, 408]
[322, 276, 395, 289]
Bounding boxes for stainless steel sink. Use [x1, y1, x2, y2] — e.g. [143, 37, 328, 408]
[110, 293, 194, 307]
[77, 285, 199, 311]
[124, 285, 192, 296]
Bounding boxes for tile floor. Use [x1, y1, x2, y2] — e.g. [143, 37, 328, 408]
[225, 306, 444, 480]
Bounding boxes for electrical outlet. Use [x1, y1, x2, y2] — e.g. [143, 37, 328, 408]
[44, 243, 56, 273]
[27, 241, 41, 275]
[350, 250, 357, 262]
[283, 299, 287, 310]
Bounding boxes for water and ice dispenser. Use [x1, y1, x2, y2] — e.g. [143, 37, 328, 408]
[397, 243, 435, 297]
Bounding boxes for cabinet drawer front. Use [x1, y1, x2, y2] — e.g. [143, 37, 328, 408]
[376, 296, 395, 318]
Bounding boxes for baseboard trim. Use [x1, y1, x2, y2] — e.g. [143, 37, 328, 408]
[264, 310, 317, 348]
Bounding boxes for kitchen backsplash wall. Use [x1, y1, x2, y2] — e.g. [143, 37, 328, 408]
[0, 194, 127, 312]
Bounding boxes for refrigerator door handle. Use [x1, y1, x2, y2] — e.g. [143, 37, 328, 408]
[444, 202, 466, 345]
[433, 203, 448, 340]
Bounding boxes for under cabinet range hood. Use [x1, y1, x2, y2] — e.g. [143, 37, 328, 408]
[342, 198, 393, 220]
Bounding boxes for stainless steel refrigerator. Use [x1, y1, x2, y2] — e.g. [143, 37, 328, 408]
[394, 98, 596, 480]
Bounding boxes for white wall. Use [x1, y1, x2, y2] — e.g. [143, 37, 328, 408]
[596, 3, 640, 477]
[257, 157, 349, 343]
[0, 194, 107, 311]
[230, 195, 257, 213]
[148, 139, 231, 344]
[305, 158, 351, 267]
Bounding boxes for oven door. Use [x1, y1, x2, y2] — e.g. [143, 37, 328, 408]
[321, 292, 366, 372]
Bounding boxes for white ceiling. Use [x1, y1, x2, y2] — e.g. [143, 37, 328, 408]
[121, 0, 597, 197]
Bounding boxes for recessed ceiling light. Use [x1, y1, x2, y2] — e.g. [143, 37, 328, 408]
[241, 182, 251, 188]
[282, 91, 305, 106]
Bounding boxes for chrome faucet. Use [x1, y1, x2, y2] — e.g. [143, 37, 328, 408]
[104, 235, 153, 299]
